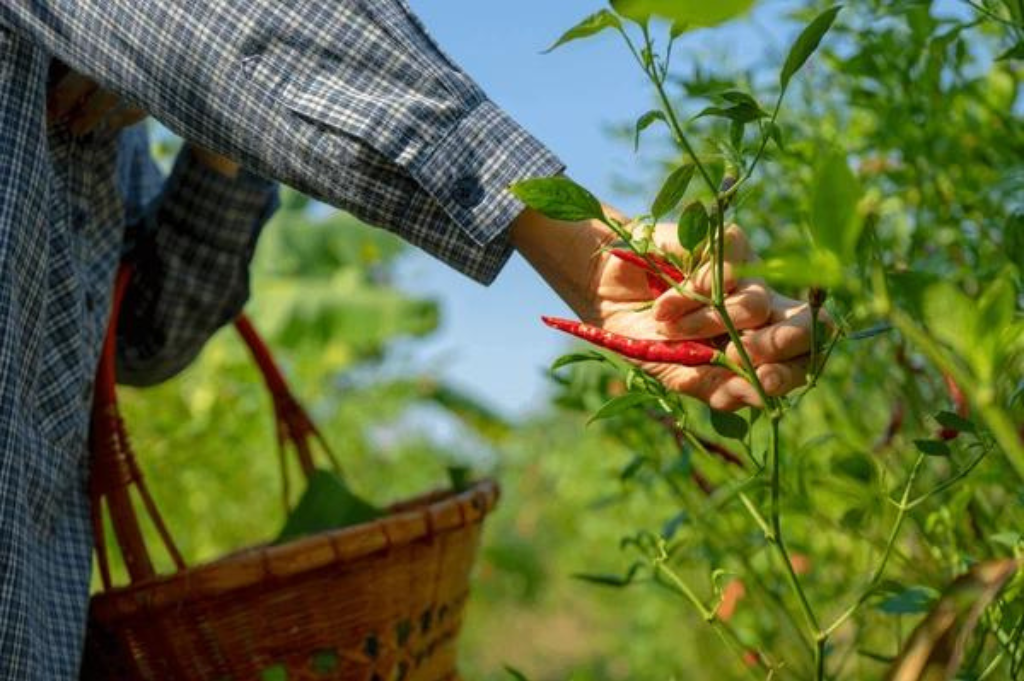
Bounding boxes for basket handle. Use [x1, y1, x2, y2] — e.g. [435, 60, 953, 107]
[90, 265, 337, 589]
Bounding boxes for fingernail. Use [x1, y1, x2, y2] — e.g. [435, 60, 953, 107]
[762, 372, 781, 394]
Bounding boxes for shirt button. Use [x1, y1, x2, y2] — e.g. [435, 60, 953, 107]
[451, 176, 484, 209]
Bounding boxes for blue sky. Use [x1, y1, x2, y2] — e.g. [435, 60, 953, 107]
[395, 0, 798, 418]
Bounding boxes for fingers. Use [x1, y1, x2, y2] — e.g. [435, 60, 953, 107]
[726, 297, 834, 367]
[757, 358, 809, 397]
[657, 280, 771, 339]
[654, 356, 809, 412]
[651, 224, 753, 322]
[68, 89, 120, 136]
[652, 261, 739, 321]
[48, 72, 98, 121]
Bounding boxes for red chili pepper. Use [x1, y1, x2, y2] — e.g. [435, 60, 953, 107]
[542, 316, 718, 365]
[938, 374, 969, 441]
[609, 249, 685, 297]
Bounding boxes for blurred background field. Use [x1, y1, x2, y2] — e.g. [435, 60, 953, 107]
[112, 0, 1024, 679]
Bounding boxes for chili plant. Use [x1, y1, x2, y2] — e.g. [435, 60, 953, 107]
[512, 2, 1024, 679]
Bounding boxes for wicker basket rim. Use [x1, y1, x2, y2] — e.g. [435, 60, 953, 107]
[90, 478, 499, 620]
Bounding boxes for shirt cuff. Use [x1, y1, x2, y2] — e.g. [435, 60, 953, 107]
[407, 100, 566, 267]
[160, 147, 280, 252]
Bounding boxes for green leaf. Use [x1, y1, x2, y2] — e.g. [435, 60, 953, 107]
[661, 511, 690, 539]
[572, 562, 643, 587]
[810, 145, 862, 262]
[875, 585, 940, 615]
[620, 455, 646, 481]
[914, 439, 952, 457]
[634, 110, 667, 151]
[934, 411, 976, 435]
[589, 393, 654, 424]
[710, 409, 749, 441]
[739, 249, 844, 288]
[922, 282, 976, 361]
[997, 42, 1024, 61]
[766, 121, 785, 151]
[695, 102, 769, 123]
[651, 164, 696, 218]
[504, 666, 531, 681]
[276, 469, 382, 543]
[1006, 213, 1024, 268]
[611, 0, 757, 28]
[510, 177, 606, 223]
[730, 119, 745, 150]
[677, 202, 710, 251]
[780, 5, 843, 92]
[544, 10, 622, 53]
[551, 351, 609, 371]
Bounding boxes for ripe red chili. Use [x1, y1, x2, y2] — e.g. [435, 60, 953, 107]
[609, 249, 685, 296]
[542, 316, 718, 365]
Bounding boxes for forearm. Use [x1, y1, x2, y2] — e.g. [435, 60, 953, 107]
[511, 207, 619, 323]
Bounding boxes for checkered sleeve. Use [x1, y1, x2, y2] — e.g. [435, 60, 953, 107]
[2, 0, 565, 283]
[117, 145, 279, 386]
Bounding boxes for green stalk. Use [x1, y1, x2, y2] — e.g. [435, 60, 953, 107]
[768, 416, 822, 643]
[823, 455, 926, 638]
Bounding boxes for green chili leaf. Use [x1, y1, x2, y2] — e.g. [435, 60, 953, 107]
[612, 0, 757, 28]
[504, 666, 532, 681]
[695, 102, 769, 123]
[589, 393, 654, 424]
[651, 164, 696, 218]
[572, 562, 643, 587]
[874, 584, 940, 615]
[510, 176, 606, 223]
[661, 511, 690, 539]
[551, 351, 609, 371]
[677, 201, 709, 251]
[934, 411, 976, 434]
[543, 10, 622, 54]
[780, 6, 843, 92]
[766, 121, 785, 151]
[810, 145, 862, 263]
[634, 109, 667, 151]
[914, 439, 952, 457]
[710, 408, 749, 441]
[620, 455, 646, 481]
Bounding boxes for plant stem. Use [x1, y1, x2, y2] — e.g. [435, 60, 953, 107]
[823, 454, 926, 638]
[767, 415, 824, 676]
[652, 549, 769, 679]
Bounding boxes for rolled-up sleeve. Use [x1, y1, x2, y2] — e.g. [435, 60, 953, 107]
[117, 139, 279, 386]
[2, 0, 565, 283]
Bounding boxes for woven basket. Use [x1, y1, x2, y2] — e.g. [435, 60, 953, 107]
[82, 267, 499, 680]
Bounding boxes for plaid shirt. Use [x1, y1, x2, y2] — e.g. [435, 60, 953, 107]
[0, 1, 562, 678]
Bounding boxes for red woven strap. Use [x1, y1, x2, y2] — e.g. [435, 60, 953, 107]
[90, 265, 185, 590]
[234, 315, 341, 508]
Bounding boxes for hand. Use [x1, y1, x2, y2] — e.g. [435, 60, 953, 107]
[513, 210, 824, 411]
[47, 63, 148, 136]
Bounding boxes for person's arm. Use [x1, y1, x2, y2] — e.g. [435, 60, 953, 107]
[4, 0, 562, 283]
[113, 126, 278, 386]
